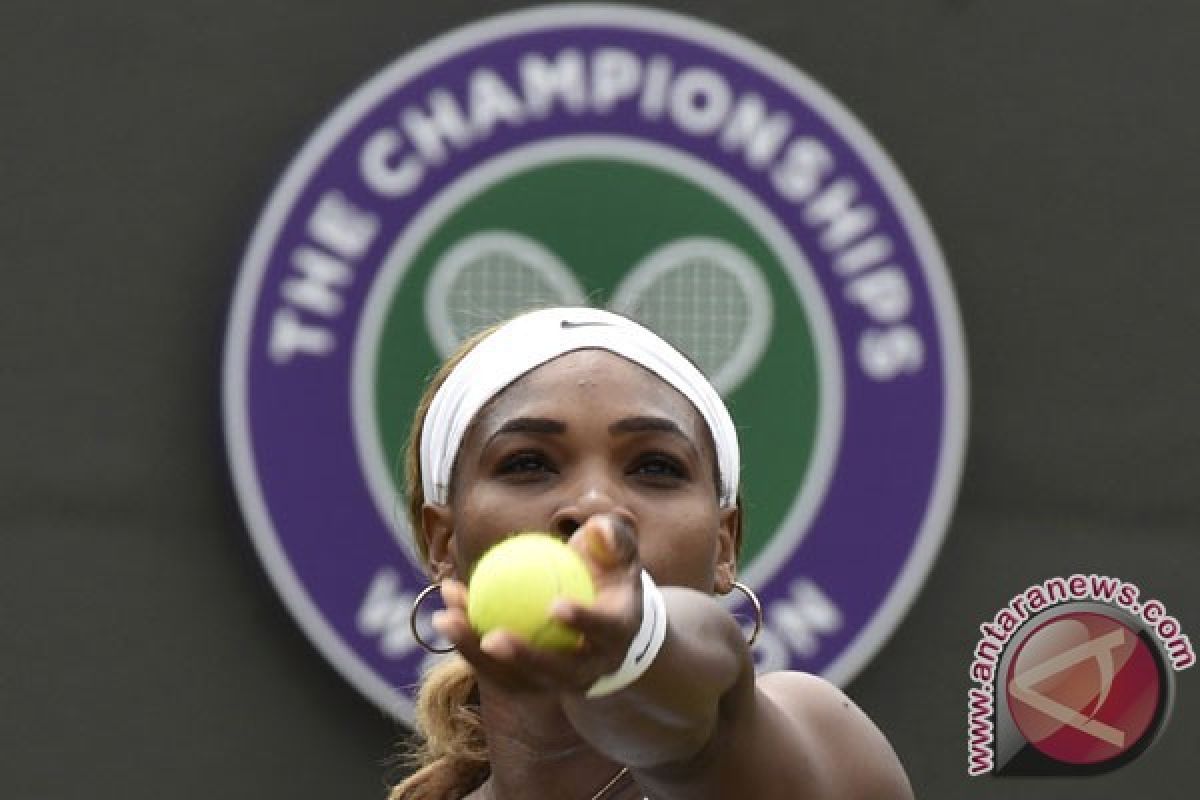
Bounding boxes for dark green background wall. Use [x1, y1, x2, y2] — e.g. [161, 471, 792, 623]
[4, 1, 1197, 798]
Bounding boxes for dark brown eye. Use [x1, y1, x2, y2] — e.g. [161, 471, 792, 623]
[497, 452, 553, 475]
[632, 453, 687, 482]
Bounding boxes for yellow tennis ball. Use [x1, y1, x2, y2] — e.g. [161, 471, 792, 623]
[467, 532, 595, 650]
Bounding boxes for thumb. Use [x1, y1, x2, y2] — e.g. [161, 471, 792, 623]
[570, 514, 638, 575]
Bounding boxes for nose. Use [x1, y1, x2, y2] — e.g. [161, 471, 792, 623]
[550, 482, 635, 539]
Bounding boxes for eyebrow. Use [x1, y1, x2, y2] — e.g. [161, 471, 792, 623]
[608, 415, 689, 440]
[486, 415, 699, 457]
[489, 417, 567, 440]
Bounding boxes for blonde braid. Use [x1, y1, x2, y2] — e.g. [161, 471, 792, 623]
[389, 325, 503, 800]
[389, 656, 488, 799]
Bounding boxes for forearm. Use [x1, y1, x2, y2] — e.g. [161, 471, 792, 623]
[561, 586, 752, 768]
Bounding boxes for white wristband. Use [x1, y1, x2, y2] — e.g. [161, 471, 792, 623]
[587, 570, 668, 698]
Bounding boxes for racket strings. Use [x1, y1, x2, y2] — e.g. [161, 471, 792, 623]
[625, 256, 752, 379]
[448, 251, 570, 343]
[430, 235, 769, 395]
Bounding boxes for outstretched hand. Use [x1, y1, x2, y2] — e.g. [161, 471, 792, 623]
[432, 514, 643, 694]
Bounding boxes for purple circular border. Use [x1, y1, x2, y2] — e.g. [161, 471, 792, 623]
[223, 6, 966, 718]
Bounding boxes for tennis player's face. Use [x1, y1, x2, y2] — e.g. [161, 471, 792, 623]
[427, 348, 739, 592]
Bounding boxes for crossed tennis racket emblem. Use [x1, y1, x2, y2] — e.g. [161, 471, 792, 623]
[423, 230, 775, 395]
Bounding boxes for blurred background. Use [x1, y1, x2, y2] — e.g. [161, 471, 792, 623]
[3, 1, 1197, 798]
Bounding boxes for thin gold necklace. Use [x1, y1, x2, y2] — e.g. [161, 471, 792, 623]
[483, 765, 631, 800]
[589, 766, 630, 800]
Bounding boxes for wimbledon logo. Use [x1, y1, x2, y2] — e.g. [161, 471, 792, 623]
[222, 6, 967, 721]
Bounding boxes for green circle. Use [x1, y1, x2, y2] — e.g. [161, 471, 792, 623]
[374, 158, 819, 565]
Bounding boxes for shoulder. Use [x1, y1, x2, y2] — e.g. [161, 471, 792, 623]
[755, 671, 914, 800]
[757, 670, 854, 723]
[635, 669, 911, 800]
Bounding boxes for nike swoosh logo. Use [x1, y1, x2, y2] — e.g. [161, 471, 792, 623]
[634, 601, 660, 663]
[560, 320, 613, 329]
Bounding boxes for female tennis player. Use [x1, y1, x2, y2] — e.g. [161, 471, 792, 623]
[391, 307, 912, 800]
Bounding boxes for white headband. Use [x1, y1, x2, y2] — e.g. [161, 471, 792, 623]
[419, 307, 740, 507]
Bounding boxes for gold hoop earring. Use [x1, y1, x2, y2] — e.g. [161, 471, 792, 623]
[410, 583, 456, 655]
[727, 581, 764, 646]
